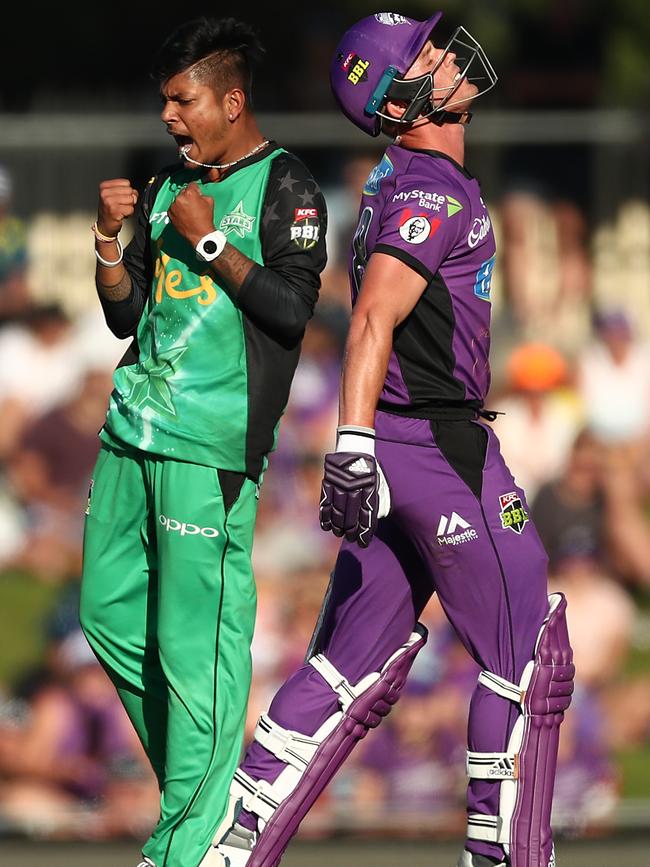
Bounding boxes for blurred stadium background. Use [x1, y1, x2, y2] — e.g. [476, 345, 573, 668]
[0, 1, 649, 864]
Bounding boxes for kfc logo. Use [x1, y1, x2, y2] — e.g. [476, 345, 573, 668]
[399, 211, 439, 245]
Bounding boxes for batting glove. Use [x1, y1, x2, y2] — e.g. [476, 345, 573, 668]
[319, 426, 391, 548]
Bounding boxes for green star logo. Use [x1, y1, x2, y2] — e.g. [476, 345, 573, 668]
[122, 345, 187, 418]
[446, 195, 463, 218]
[219, 200, 256, 238]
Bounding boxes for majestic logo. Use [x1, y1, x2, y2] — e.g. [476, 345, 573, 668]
[159, 514, 220, 538]
[399, 212, 435, 244]
[499, 492, 529, 535]
[220, 200, 256, 238]
[468, 214, 491, 248]
[348, 457, 371, 475]
[474, 254, 496, 302]
[375, 13, 410, 25]
[363, 154, 394, 196]
[290, 208, 320, 249]
[436, 512, 478, 546]
[343, 54, 370, 85]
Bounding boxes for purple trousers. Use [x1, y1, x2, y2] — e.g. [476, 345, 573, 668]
[242, 412, 549, 861]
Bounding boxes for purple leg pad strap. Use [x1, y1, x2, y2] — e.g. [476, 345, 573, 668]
[246, 626, 427, 867]
[510, 593, 574, 867]
[468, 594, 574, 867]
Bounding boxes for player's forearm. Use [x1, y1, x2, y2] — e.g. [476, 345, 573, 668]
[95, 251, 144, 338]
[94, 233, 132, 301]
[208, 242, 255, 293]
[95, 264, 132, 302]
[339, 312, 393, 429]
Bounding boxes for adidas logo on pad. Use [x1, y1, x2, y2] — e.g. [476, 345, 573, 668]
[488, 757, 515, 778]
[348, 457, 371, 475]
[436, 512, 478, 546]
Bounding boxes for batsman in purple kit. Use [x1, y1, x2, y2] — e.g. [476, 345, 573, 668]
[209, 11, 574, 867]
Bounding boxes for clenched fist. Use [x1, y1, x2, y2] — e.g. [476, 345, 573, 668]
[168, 183, 216, 247]
[97, 179, 139, 237]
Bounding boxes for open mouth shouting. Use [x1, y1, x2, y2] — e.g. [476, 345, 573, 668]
[168, 131, 194, 159]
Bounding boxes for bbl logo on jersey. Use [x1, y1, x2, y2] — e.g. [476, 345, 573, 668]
[499, 492, 529, 535]
[290, 207, 320, 249]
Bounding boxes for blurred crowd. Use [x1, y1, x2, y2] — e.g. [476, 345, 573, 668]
[0, 153, 649, 842]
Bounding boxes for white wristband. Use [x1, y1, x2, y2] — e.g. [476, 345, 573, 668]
[95, 238, 124, 268]
[336, 425, 375, 456]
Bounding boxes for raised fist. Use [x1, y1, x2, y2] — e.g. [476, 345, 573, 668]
[97, 179, 138, 237]
[168, 182, 216, 247]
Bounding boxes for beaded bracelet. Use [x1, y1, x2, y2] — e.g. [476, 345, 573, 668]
[91, 221, 120, 243]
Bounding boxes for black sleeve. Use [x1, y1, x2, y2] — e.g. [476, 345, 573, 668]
[235, 151, 328, 341]
[98, 170, 169, 339]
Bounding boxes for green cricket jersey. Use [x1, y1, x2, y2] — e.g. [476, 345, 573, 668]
[99, 143, 327, 478]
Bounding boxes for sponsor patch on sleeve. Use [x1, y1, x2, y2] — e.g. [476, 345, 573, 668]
[398, 209, 441, 244]
[290, 208, 320, 249]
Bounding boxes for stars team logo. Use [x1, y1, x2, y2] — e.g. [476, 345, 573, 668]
[122, 345, 188, 418]
[499, 492, 529, 535]
[220, 201, 256, 238]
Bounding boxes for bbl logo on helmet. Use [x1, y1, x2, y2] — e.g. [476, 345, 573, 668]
[341, 52, 371, 85]
[499, 492, 529, 535]
[290, 208, 320, 249]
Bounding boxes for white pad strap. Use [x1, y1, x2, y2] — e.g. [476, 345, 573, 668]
[478, 669, 525, 705]
[309, 653, 361, 711]
[467, 813, 508, 844]
[231, 770, 282, 824]
[254, 714, 321, 771]
[467, 750, 518, 781]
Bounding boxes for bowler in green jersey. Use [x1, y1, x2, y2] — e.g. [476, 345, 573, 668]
[80, 16, 327, 867]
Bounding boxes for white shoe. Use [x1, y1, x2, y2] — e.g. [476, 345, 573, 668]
[213, 821, 257, 867]
[456, 851, 507, 867]
[136, 859, 156, 867]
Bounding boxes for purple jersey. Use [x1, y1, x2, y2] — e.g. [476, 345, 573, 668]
[349, 144, 496, 412]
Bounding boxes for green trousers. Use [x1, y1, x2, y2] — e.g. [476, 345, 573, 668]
[80, 440, 259, 866]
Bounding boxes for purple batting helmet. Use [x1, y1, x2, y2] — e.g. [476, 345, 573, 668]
[330, 12, 497, 137]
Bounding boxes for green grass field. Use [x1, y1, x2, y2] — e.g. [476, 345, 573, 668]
[1, 837, 647, 867]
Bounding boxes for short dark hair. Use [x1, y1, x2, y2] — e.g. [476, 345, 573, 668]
[152, 17, 265, 102]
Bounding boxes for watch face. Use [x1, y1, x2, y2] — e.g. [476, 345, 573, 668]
[203, 239, 217, 255]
